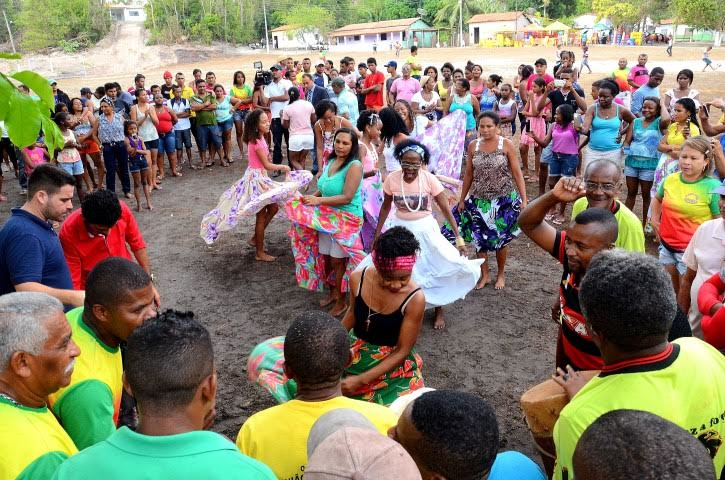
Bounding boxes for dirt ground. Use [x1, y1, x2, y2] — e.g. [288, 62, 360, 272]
[2, 43, 724, 461]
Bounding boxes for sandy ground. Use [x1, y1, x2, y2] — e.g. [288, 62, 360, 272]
[1, 43, 724, 462]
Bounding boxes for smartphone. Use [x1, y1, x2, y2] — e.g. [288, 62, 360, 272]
[701, 104, 711, 118]
[554, 79, 565, 88]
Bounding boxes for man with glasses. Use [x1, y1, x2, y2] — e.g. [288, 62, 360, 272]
[569, 159, 645, 252]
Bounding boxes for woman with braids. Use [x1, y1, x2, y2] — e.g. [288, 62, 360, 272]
[341, 226, 426, 405]
[379, 106, 409, 175]
[359, 139, 482, 330]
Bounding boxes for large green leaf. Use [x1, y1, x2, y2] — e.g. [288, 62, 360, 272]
[0, 53, 21, 60]
[0, 73, 15, 122]
[40, 114, 64, 154]
[6, 92, 42, 148]
[11, 71, 55, 112]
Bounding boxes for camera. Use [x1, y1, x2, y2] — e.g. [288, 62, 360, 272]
[253, 61, 272, 88]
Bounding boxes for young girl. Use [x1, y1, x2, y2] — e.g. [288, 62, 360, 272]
[651, 135, 721, 295]
[623, 96, 670, 228]
[357, 110, 384, 251]
[22, 138, 50, 178]
[55, 112, 85, 201]
[530, 104, 579, 224]
[200, 109, 312, 261]
[479, 74, 502, 112]
[124, 121, 153, 211]
[520, 77, 550, 183]
[654, 98, 701, 196]
[494, 84, 517, 139]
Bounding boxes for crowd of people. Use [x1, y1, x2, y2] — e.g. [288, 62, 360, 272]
[1, 45, 725, 480]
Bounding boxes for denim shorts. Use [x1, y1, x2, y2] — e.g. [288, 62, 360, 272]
[233, 109, 249, 123]
[157, 132, 176, 155]
[624, 165, 655, 182]
[218, 117, 234, 133]
[540, 143, 554, 165]
[129, 155, 149, 173]
[549, 152, 579, 177]
[59, 160, 84, 176]
[175, 129, 192, 150]
[658, 244, 687, 275]
[196, 124, 222, 151]
[144, 138, 159, 150]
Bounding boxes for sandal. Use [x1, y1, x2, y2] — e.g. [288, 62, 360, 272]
[545, 212, 555, 221]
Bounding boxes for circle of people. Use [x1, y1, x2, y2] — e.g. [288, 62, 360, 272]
[0, 47, 724, 480]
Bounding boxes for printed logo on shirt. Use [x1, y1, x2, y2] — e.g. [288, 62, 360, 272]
[393, 194, 429, 212]
[684, 193, 700, 205]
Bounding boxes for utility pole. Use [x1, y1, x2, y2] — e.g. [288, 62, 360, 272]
[262, 0, 270, 53]
[2, 10, 16, 54]
[459, 0, 464, 47]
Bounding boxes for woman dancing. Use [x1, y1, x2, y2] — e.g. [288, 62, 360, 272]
[200, 109, 312, 261]
[357, 110, 384, 251]
[360, 138, 482, 330]
[342, 226, 426, 405]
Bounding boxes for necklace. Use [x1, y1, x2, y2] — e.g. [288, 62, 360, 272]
[400, 172, 424, 212]
[364, 272, 397, 331]
[0, 392, 21, 407]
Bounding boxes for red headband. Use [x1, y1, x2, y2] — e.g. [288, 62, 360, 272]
[372, 252, 417, 273]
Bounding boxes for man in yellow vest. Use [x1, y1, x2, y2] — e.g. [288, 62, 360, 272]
[0, 292, 80, 479]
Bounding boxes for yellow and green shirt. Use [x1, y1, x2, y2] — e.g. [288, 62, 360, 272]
[0, 397, 77, 479]
[231, 84, 253, 111]
[657, 173, 721, 251]
[553, 338, 725, 479]
[571, 198, 645, 253]
[48, 307, 123, 450]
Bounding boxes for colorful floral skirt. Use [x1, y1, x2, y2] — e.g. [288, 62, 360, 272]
[246, 336, 297, 403]
[200, 168, 312, 245]
[361, 172, 384, 252]
[345, 331, 424, 406]
[442, 191, 522, 252]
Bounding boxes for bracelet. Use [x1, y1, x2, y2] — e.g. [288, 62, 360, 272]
[455, 237, 465, 247]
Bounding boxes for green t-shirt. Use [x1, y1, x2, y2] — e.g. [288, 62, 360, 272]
[553, 338, 725, 479]
[571, 198, 645, 253]
[192, 94, 218, 126]
[0, 397, 77, 480]
[52, 427, 276, 479]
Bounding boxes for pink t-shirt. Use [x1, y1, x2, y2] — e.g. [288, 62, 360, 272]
[384, 169, 443, 220]
[390, 77, 421, 103]
[282, 100, 315, 136]
[247, 137, 268, 169]
[627, 65, 649, 88]
[527, 73, 555, 91]
[551, 123, 579, 155]
[23, 146, 47, 175]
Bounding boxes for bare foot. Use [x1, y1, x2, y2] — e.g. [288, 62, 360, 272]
[319, 295, 336, 308]
[476, 272, 490, 290]
[433, 311, 446, 330]
[329, 300, 347, 317]
[255, 252, 277, 262]
[136, 204, 141, 212]
[494, 273, 506, 290]
[247, 236, 256, 247]
[146, 204, 153, 210]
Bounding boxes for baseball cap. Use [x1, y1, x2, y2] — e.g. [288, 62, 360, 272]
[270, 63, 282, 71]
[306, 428, 421, 480]
[384, 60, 398, 68]
[80, 87, 92, 94]
[48, 79, 57, 86]
[163, 71, 172, 78]
[307, 409, 377, 457]
[316, 60, 325, 66]
[357, 62, 367, 69]
[712, 178, 725, 195]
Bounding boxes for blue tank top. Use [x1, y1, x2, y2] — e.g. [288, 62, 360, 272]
[589, 103, 621, 151]
[626, 117, 661, 169]
[479, 88, 498, 111]
[450, 93, 475, 130]
[318, 159, 363, 217]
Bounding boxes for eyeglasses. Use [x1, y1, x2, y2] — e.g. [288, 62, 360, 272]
[585, 181, 617, 192]
[400, 162, 422, 170]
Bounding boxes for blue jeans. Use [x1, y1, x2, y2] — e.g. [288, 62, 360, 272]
[196, 124, 222, 151]
[102, 141, 130, 194]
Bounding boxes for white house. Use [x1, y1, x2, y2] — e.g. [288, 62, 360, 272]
[270, 25, 321, 50]
[329, 18, 434, 50]
[467, 11, 534, 44]
[107, 2, 146, 22]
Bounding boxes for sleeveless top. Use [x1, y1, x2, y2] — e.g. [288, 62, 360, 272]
[72, 112, 92, 137]
[317, 117, 341, 163]
[155, 107, 173, 134]
[128, 135, 145, 159]
[353, 266, 422, 346]
[479, 88, 498, 111]
[589, 104, 621, 151]
[362, 140, 378, 172]
[470, 136, 515, 200]
[626, 117, 662, 169]
[135, 105, 159, 142]
[383, 139, 400, 173]
[450, 93, 475, 130]
[497, 98, 516, 118]
[318, 158, 363, 217]
[436, 80, 450, 102]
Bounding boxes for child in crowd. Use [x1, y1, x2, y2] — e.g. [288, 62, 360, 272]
[55, 112, 85, 202]
[520, 77, 550, 186]
[530, 104, 579, 225]
[495, 84, 517, 139]
[124, 120, 153, 211]
[22, 137, 50, 178]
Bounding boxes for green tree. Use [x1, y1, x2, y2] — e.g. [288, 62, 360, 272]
[18, 0, 110, 50]
[591, 0, 638, 26]
[433, 0, 504, 32]
[673, 0, 724, 44]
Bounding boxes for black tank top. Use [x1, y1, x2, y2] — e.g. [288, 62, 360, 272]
[353, 267, 422, 347]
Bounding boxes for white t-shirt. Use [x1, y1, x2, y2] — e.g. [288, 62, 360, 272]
[264, 79, 293, 119]
[282, 100, 315, 136]
[170, 98, 192, 131]
[0, 120, 8, 138]
[410, 91, 440, 112]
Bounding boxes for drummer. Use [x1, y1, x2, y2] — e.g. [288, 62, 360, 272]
[519, 177, 618, 371]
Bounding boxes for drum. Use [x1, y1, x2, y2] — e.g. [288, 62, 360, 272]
[520, 371, 600, 477]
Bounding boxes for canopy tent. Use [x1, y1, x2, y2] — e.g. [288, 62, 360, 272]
[593, 22, 610, 31]
[522, 23, 544, 32]
[546, 21, 571, 31]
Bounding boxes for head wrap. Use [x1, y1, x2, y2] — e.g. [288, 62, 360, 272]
[372, 252, 417, 273]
